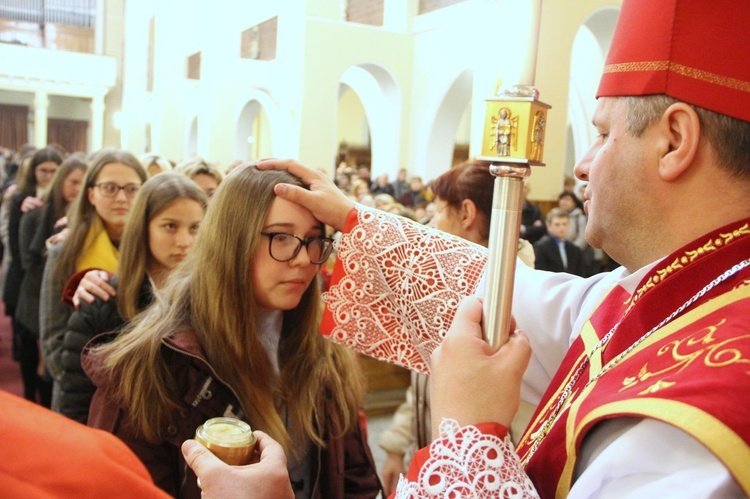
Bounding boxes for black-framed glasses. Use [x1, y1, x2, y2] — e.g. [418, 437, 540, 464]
[93, 182, 142, 198]
[260, 231, 334, 264]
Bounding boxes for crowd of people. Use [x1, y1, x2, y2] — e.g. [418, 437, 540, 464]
[1, 0, 748, 496]
[0, 143, 599, 498]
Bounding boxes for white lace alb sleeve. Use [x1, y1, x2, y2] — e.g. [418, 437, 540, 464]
[394, 419, 539, 498]
[322, 207, 487, 373]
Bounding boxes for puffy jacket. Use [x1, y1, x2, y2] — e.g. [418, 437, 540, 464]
[84, 330, 383, 499]
[59, 276, 151, 423]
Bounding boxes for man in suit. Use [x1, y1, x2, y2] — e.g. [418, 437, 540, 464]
[533, 208, 585, 276]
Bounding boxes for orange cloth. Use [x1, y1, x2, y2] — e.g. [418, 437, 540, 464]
[0, 390, 169, 498]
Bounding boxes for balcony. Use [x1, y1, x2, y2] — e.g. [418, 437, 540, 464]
[0, 0, 96, 54]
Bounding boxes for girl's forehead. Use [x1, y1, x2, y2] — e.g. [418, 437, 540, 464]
[263, 197, 320, 231]
[95, 162, 141, 182]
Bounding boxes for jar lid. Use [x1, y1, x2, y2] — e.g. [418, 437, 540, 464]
[196, 417, 254, 447]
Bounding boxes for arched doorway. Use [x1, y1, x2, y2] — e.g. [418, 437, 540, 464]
[423, 69, 473, 179]
[336, 83, 370, 170]
[337, 63, 401, 177]
[565, 7, 619, 176]
[235, 99, 272, 161]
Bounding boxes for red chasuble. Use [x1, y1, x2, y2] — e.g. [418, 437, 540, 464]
[323, 208, 750, 497]
[517, 219, 750, 497]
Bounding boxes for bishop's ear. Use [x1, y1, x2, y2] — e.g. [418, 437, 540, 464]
[658, 102, 701, 182]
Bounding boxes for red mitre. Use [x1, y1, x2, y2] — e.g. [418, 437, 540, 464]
[597, 0, 750, 123]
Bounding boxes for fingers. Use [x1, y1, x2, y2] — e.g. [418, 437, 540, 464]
[495, 330, 532, 376]
[54, 216, 68, 229]
[182, 439, 221, 477]
[272, 182, 316, 206]
[78, 271, 116, 303]
[257, 158, 353, 230]
[253, 431, 287, 467]
[445, 296, 484, 341]
[21, 197, 43, 213]
[380, 453, 406, 495]
[257, 159, 321, 185]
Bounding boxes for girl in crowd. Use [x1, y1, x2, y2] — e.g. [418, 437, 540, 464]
[4, 146, 63, 405]
[175, 157, 224, 199]
[85, 164, 382, 498]
[558, 190, 596, 275]
[58, 173, 206, 423]
[140, 153, 173, 177]
[16, 154, 87, 406]
[40, 149, 147, 404]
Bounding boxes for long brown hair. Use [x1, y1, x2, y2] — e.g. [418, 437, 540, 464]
[116, 172, 207, 321]
[55, 148, 147, 283]
[39, 153, 88, 238]
[91, 164, 363, 455]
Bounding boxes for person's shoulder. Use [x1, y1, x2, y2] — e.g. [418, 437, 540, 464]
[566, 240, 584, 253]
[0, 391, 168, 498]
[534, 235, 553, 248]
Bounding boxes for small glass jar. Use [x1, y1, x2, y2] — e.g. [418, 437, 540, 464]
[194, 417, 257, 465]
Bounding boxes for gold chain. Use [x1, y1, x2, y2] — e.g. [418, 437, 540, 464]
[521, 257, 750, 466]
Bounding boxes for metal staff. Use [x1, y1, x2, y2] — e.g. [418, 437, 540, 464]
[476, 85, 550, 349]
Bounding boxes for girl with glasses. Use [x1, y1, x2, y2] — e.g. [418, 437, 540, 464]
[4, 145, 64, 406]
[84, 164, 382, 498]
[40, 148, 147, 411]
[58, 173, 207, 424]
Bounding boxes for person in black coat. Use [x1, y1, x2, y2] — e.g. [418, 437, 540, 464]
[17, 155, 87, 376]
[520, 181, 547, 244]
[533, 208, 586, 277]
[60, 275, 152, 423]
[4, 147, 63, 405]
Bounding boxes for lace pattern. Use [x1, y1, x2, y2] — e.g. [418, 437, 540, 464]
[323, 207, 487, 373]
[395, 419, 539, 498]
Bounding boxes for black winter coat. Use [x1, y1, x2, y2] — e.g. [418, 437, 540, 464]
[3, 193, 28, 317]
[58, 276, 152, 423]
[85, 330, 383, 499]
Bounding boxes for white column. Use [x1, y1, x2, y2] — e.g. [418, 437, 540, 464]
[95, 0, 105, 54]
[33, 91, 49, 147]
[489, 0, 543, 88]
[519, 0, 543, 86]
[90, 95, 105, 152]
[383, 0, 418, 32]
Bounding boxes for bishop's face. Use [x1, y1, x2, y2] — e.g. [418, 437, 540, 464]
[574, 97, 660, 267]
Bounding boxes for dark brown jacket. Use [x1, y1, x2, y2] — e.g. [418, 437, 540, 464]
[85, 331, 382, 499]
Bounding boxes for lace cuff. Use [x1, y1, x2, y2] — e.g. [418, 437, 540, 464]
[321, 207, 488, 373]
[395, 419, 538, 498]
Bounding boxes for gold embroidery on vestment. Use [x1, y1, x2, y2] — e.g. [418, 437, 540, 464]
[620, 318, 750, 392]
[603, 62, 750, 93]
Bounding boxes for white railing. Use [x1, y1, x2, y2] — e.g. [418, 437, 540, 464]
[0, 0, 95, 27]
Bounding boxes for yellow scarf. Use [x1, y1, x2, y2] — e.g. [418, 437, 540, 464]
[75, 217, 119, 274]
